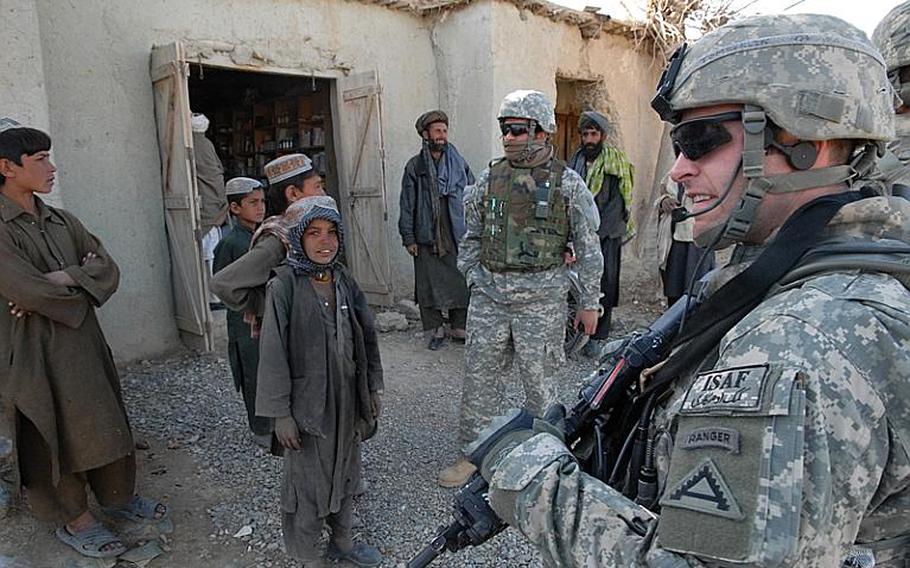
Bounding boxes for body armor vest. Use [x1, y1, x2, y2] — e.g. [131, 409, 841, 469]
[480, 159, 570, 272]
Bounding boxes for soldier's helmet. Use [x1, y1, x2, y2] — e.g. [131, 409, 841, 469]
[498, 90, 556, 134]
[652, 13, 894, 143]
[873, 1, 910, 105]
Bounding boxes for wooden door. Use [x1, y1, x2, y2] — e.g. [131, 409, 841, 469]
[334, 71, 393, 305]
[150, 42, 214, 351]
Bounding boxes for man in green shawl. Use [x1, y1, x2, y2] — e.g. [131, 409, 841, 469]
[568, 111, 634, 347]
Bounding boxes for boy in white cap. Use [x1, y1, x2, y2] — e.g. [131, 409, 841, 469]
[210, 153, 324, 327]
[213, 177, 269, 446]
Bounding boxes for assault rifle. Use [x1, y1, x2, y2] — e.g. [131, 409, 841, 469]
[407, 296, 697, 567]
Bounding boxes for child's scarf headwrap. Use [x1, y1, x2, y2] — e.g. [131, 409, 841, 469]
[286, 196, 345, 276]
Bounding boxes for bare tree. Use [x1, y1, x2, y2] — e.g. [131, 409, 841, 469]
[625, 0, 744, 61]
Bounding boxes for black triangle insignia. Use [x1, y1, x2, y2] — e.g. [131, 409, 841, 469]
[660, 458, 744, 520]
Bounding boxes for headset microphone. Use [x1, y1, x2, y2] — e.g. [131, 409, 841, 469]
[670, 159, 742, 222]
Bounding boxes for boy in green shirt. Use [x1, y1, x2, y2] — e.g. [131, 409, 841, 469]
[213, 178, 269, 446]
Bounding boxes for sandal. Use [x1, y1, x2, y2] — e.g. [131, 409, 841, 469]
[103, 495, 168, 524]
[55, 523, 126, 558]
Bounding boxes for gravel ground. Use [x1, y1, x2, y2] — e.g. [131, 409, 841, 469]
[0, 296, 663, 568]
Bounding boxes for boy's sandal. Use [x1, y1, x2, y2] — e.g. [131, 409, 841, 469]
[103, 495, 169, 524]
[55, 523, 127, 558]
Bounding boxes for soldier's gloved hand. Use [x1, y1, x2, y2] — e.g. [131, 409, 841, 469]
[466, 409, 564, 482]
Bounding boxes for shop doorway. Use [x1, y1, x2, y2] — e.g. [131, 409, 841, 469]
[555, 77, 603, 161]
[187, 67, 341, 204]
[150, 42, 393, 351]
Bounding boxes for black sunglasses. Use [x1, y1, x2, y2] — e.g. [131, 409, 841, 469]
[670, 111, 741, 161]
[500, 122, 533, 137]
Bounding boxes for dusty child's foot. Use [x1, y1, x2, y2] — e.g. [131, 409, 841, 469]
[56, 513, 126, 559]
[327, 542, 383, 567]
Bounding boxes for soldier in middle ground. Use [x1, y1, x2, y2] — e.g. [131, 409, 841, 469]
[568, 111, 634, 351]
[398, 110, 474, 350]
[436, 90, 604, 488]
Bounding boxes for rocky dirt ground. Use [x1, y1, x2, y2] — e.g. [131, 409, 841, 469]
[0, 291, 664, 568]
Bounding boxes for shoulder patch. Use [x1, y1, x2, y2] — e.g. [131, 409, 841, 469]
[660, 458, 744, 521]
[681, 364, 768, 414]
[678, 427, 740, 453]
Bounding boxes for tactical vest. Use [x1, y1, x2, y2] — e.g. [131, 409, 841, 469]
[480, 159, 570, 272]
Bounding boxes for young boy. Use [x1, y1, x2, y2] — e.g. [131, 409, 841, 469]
[0, 120, 167, 558]
[210, 153, 325, 336]
[256, 196, 383, 567]
[213, 177, 268, 446]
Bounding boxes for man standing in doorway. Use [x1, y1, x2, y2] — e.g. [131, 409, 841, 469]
[399, 111, 474, 350]
[437, 90, 603, 487]
[568, 111, 634, 350]
[191, 112, 227, 300]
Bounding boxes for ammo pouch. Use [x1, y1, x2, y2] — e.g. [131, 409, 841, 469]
[480, 159, 570, 272]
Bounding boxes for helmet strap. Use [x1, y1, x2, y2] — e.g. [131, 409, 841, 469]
[717, 106, 863, 246]
[716, 106, 769, 245]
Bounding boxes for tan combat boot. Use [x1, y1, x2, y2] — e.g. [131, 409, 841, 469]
[437, 457, 477, 488]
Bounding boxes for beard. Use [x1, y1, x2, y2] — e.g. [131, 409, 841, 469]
[582, 142, 602, 160]
[429, 140, 448, 153]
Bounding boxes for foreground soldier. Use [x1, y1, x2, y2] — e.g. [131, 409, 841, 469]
[475, 15, 910, 567]
[438, 90, 603, 487]
[873, 1, 910, 190]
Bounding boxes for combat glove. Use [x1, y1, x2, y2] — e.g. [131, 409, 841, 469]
[466, 409, 564, 482]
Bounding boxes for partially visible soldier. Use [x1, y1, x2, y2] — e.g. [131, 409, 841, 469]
[567, 111, 634, 348]
[437, 90, 604, 487]
[873, 1, 910, 193]
[474, 15, 910, 567]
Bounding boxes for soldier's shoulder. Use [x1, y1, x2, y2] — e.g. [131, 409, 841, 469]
[465, 168, 492, 202]
[729, 271, 910, 369]
[558, 166, 588, 194]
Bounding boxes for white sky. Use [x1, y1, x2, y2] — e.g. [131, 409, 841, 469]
[550, 0, 902, 37]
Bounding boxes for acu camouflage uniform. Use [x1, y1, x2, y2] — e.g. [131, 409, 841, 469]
[488, 197, 910, 567]
[457, 90, 603, 450]
[487, 15, 910, 568]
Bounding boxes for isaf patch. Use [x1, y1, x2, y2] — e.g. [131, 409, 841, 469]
[678, 427, 740, 453]
[660, 458, 744, 520]
[681, 364, 769, 413]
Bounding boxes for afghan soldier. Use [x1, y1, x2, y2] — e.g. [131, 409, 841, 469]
[472, 15, 910, 567]
[437, 90, 604, 487]
[873, 1, 910, 193]
[567, 111, 634, 347]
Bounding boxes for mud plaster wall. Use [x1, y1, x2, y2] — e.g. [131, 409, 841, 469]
[428, 3, 497, 175]
[25, 0, 438, 361]
[488, 1, 667, 291]
[0, 0, 59, 205]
